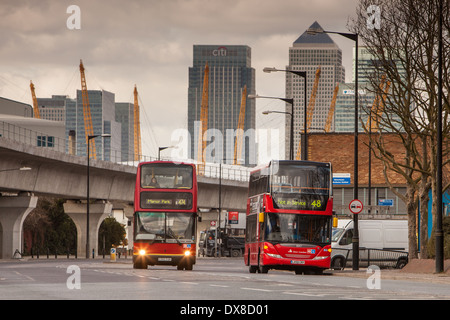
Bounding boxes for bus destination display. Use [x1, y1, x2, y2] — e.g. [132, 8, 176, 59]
[140, 192, 193, 210]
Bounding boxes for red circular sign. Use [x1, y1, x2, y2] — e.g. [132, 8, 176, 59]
[349, 199, 364, 214]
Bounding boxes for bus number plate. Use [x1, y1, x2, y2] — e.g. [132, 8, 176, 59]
[158, 257, 172, 262]
[291, 260, 305, 264]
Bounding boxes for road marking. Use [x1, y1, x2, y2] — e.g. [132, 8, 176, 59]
[282, 291, 326, 297]
[181, 281, 198, 285]
[241, 287, 273, 292]
[209, 284, 229, 288]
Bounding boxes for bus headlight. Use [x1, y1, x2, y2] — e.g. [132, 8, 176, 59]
[184, 250, 191, 256]
[139, 249, 146, 256]
[266, 253, 282, 259]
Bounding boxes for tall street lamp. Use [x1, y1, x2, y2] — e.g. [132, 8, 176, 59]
[435, 0, 444, 274]
[86, 133, 111, 259]
[307, 26, 360, 270]
[248, 94, 294, 160]
[263, 67, 308, 160]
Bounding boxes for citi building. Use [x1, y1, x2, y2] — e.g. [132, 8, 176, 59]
[187, 45, 256, 166]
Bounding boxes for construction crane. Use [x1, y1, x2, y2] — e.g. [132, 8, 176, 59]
[324, 84, 339, 133]
[79, 59, 96, 159]
[197, 63, 209, 175]
[296, 66, 321, 160]
[133, 85, 142, 161]
[366, 75, 391, 132]
[29, 81, 41, 119]
[234, 85, 247, 165]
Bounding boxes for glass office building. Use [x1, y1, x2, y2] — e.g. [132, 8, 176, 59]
[286, 21, 345, 159]
[115, 102, 135, 162]
[69, 89, 122, 161]
[334, 46, 405, 133]
[188, 45, 256, 166]
[38, 90, 136, 162]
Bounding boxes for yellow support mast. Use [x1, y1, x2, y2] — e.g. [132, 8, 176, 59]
[197, 63, 209, 175]
[234, 85, 247, 165]
[367, 75, 391, 132]
[79, 60, 96, 159]
[324, 84, 339, 133]
[29, 81, 41, 119]
[133, 85, 142, 161]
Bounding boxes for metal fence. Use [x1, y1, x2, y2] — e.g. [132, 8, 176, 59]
[331, 248, 409, 270]
[0, 120, 251, 181]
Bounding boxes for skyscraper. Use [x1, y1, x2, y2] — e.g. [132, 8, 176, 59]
[73, 89, 121, 161]
[188, 45, 256, 166]
[334, 46, 405, 133]
[115, 102, 135, 162]
[286, 21, 345, 159]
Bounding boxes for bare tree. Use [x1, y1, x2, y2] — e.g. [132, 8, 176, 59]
[349, 0, 449, 258]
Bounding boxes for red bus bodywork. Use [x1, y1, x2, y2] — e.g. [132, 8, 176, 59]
[133, 161, 197, 270]
[244, 160, 333, 275]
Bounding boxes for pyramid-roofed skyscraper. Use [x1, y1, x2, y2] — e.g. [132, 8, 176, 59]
[286, 21, 345, 159]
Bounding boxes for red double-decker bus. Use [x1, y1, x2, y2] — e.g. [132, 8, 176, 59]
[244, 160, 333, 275]
[133, 161, 197, 270]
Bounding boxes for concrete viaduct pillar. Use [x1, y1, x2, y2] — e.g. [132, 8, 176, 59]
[64, 200, 113, 258]
[0, 194, 38, 259]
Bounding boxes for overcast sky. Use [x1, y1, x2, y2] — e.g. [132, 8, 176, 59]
[0, 0, 359, 160]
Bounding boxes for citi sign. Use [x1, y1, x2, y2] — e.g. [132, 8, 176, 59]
[212, 46, 228, 56]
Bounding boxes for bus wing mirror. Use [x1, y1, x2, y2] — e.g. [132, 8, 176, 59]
[259, 212, 264, 223]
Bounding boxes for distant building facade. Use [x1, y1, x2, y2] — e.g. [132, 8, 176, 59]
[286, 21, 345, 159]
[188, 45, 256, 165]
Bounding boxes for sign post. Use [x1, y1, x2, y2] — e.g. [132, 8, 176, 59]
[349, 199, 363, 271]
[110, 247, 116, 262]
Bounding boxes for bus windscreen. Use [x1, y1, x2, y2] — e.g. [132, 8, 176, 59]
[271, 164, 330, 211]
[141, 164, 193, 189]
[135, 211, 196, 242]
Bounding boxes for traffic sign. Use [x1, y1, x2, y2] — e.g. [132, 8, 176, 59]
[349, 199, 363, 214]
[378, 199, 394, 207]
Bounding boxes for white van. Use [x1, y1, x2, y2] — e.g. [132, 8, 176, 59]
[331, 219, 409, 269]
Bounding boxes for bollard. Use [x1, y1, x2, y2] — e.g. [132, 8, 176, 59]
[110, 247, 116, 262]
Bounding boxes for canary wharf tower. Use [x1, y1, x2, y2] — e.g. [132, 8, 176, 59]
[188, 45, 256, 166]
[286, 22, 345, 159]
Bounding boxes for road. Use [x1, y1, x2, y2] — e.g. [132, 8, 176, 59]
[1, 257, 450, 303]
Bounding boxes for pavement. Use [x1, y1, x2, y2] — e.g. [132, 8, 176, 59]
[330, 259, 450, 285]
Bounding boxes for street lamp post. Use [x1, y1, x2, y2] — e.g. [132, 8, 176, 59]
[86, 134, 111, 259]
[307, 26, 360, 270]
[158, 145, 178, 160]
[264, 68, 308, 160]
[248, 94, 294, 160]
[435, 0, 444, 274]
